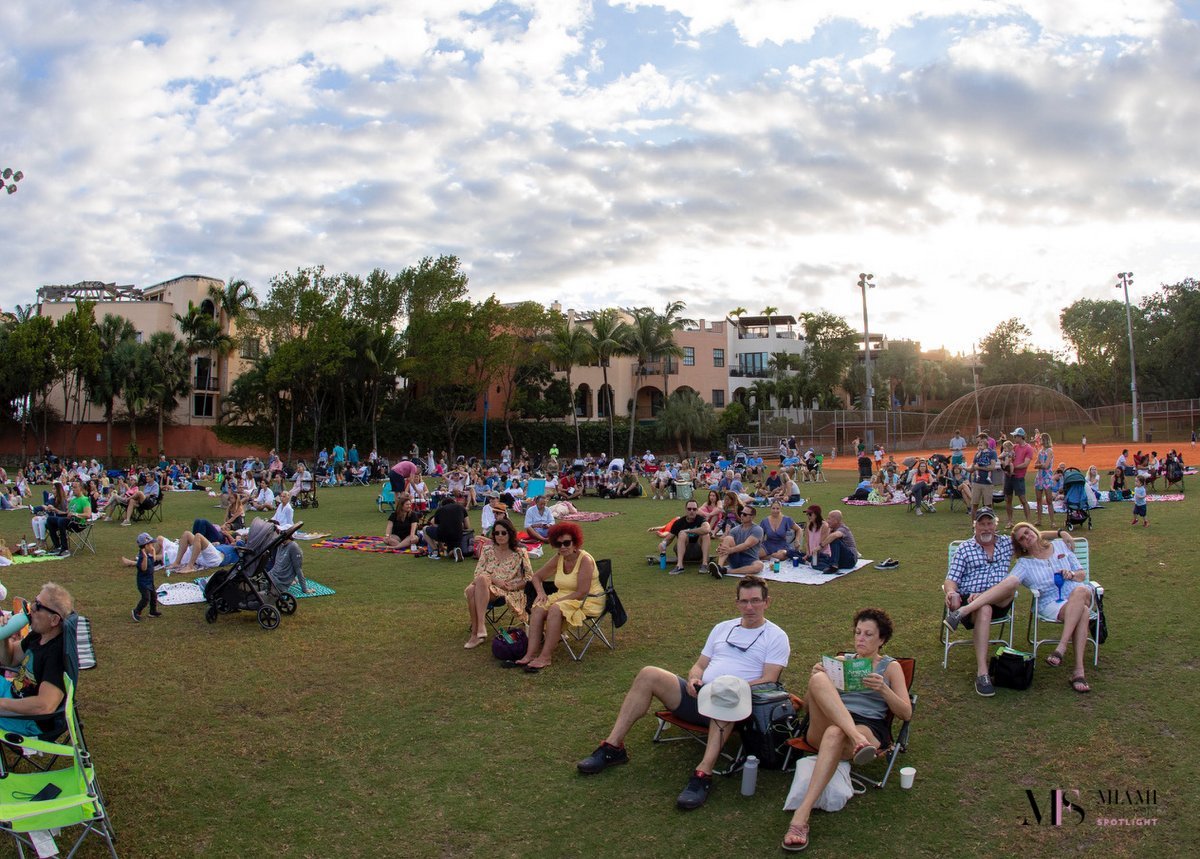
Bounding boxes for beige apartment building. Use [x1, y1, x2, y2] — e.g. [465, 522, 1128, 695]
[563, 309, 731, 423]
[36, 275, 254, 428]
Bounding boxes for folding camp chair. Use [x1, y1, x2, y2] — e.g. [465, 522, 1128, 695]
[377, 482, 396, 513]
[0, 613, 96, 776]
[560, 559, 619, 661]
[650, 711, 742, 776]
[1027, 538, 1102, 666]
[0, 676, 118, 859]
[784, 657, 917, 790]
[130, 494, 163, 525]
[485, 596, 514, 637]
[940, 541, 1017, 668]
[66, 516, 100, 556]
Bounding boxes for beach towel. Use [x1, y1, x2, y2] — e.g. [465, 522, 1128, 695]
[193, 576, 335, 598]
[156, 581, 206, 606]
[558, 511, 622, 523]
[729, 558, 875, 586]
[313, 535, 405, 554]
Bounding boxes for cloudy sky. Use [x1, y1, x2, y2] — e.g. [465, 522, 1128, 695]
[2, 1, 1198, 355]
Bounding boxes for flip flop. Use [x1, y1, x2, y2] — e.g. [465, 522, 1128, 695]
[874, 558, 900, 570]
[1045, 650, 1065, 668]
[1069, 675, 1091, 693]
[523, 665, 543, 674]
[852, 741, 879, 766]
[499, 660, 522, 669]
[781, 822, 809, 852]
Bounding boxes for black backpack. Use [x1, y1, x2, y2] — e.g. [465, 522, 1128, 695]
[738, 684, 797, 770]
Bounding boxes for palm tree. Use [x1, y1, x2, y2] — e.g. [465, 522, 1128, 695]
[657, 389, 716, 458]
[761, 305, 779, 332]
[749, 379, 776, 416]
[208, 279, 258, 421]
[174, 301, 234, 423]
[728, 307, 747, 325]
[146, 332, 192, 454]
[545, 322, 595, 457]
[585, 308, 631, 458]
[622, 309, 680, 460]
[657, 301, 692, 399]
[88, 314, 137, 462]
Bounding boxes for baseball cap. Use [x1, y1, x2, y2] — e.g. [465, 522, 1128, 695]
[1012, 427, 1026, 437]
[973, 507, 997, 521]
[136, 532, 154, 546]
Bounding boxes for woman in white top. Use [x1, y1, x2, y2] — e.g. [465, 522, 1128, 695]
[950, 523, 1093, 693]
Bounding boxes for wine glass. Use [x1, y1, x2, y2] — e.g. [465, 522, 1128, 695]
[1053, 570, 1064, 602]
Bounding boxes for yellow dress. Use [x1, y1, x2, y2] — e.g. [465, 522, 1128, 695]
[545, 549, 605, 628]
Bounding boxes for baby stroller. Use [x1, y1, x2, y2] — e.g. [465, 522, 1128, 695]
[1164, 454, 1185, 492]
[293, 470, 319, 509]
[1061, 467, 1091, 531]
[203, 519, 303, 630]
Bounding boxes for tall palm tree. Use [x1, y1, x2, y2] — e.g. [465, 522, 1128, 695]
[88, 314, 137, 462]
[761, 305, 779, 333]
[147, 332, 193, 454]
[174, 301, 234, 422]
[657, 301, 691, 399]
[208, 279, 258, 420]
[546, 322, 595, 457]
[622, 309, 680, 460]
[584, 308, 631, 457]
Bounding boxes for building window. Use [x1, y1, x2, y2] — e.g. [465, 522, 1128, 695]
[135, 331, 144, 344]
[240, 337, 261, 360]
[712, 389, 725, 407]
[683, 346, 695, 366]
[713, 348, 724, 367]
[192, 393, 215, 418]
[739, 353, 769, 374]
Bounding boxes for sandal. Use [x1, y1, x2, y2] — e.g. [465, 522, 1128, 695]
[852, 741, 879, 766]
[1045, 650, 1065, 668]
[1070, 675, 1091, 693]
[781, 822, 809, 852]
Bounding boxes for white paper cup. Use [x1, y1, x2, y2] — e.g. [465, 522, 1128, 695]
[899, 766, 916, 789]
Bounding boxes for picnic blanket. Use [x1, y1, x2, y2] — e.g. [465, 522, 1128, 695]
[156, 581, 206, 605]
[729, 557, 875, 585]
[294, 531, 331, 541]
[841, 492, 908, 506]
[1100, 493, 1185, 503]
[558, 511, 622, 522]
[2, 553, 66, 565]
[313, 535, 405, 554]
[193, 576, 335, 598]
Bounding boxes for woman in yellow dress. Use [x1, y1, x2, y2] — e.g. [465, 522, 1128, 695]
[516, 522, 603, 673]
[463, 517, 533, 649]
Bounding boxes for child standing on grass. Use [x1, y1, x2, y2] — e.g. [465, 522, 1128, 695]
[132, 532, 162, 622]
[1132, 476, 1149, 527]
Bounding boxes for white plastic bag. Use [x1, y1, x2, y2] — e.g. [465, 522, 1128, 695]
[783, 757, 854, 812]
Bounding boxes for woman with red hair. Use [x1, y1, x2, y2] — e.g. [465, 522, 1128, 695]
[515, 522, 604, 673]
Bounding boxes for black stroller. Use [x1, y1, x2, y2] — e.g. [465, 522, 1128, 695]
[203, 519, 303, 630]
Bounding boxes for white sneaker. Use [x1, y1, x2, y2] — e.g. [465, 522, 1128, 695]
[916, 508, 924, 516]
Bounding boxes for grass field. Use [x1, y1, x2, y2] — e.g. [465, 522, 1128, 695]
[1, 472, 1194, 858]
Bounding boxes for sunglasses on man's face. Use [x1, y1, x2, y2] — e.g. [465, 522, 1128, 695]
[33, 599, 61, 619]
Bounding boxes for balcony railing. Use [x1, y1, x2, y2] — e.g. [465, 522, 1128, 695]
[194, 375, 220, 391]
[639, 362, 679, 376]
[730, 369, 771, 378]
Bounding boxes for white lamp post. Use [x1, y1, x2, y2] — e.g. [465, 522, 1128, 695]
[1115, 272, 1139, 442]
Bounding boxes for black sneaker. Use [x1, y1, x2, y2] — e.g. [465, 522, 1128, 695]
[975, 674, 996, 697]
[131, 610, 141, 623]
[148, 611, 163, 618]
[577, 742, 629, 774]
[707, 562, 725, 580]
[676, 771, 713, 810]
[944, 610, 961, 631]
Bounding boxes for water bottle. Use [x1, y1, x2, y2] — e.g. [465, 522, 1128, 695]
[659, 551, 667, 570]
[772, 559, 781, 573]
[741, 755, 759, 796]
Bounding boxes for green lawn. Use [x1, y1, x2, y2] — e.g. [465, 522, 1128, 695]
[2, 476, 1193, 857]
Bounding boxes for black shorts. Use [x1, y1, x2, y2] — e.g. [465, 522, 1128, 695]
[671, 676, 709, 726]
[960, 597, 1012, 630]
[854, 714, 891, 749]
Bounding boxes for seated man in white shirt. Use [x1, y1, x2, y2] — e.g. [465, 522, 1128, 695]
[576, 576, 789, 811]
[523, 495, 555, 544]
[247, 478, 275, 511]
[270, 491, 295, 528]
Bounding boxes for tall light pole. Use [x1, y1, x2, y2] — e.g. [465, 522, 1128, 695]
[2, 167, 23, 195]
[1116, 272, 1139, 442]
[857, 273, 875, 446]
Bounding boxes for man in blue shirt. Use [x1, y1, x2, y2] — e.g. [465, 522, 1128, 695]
[969, 435, 998, 518]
